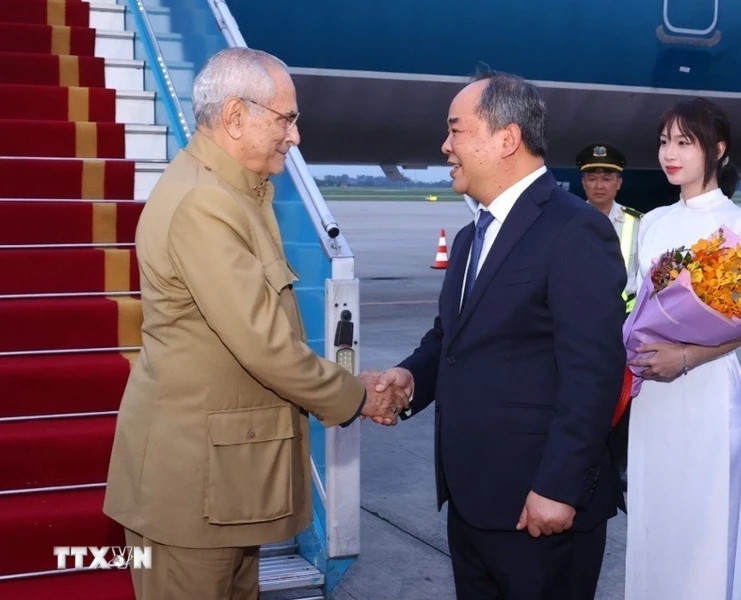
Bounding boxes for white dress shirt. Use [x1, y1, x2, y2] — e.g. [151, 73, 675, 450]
[464, 166, 548, 286]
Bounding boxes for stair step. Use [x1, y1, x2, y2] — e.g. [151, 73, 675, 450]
[0, 82, 117, 122]
[260, 555, 324, 593]
[0, 569, 135, 600]
[0, 247, 138, 294]
[0, 51, 105, 87]
[116, 90, 155, 125]
[262, 591, 324, 600]
[0, 415, 116, 491]
[134, 160, 166, 200]
[0, 156, 164, 201]
[0, 156, 135, 200]
[90, 3, 126, 32]
[0, 487, 124, 576]
[95, 30, 134, 62]
[0, 119, 125, 159]
[0, 22, 95, 56]
[0, 121, 168, 160]
[260, 554, 324, 592]
[0, 0, 91, 28]
[0, 200, 143, 245]
[0, 296, 142, 352]
[0, 351, 135, 418]
[126, 124, 168, 160]
[105, 58, 144, 92]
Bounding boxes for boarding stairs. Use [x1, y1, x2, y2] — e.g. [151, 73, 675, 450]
[0, 0, 337, 597]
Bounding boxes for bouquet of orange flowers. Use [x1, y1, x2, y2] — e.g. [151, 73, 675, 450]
[615, 226, 741, 425]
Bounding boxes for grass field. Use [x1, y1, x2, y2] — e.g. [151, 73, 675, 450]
[318, 187, 461, 202]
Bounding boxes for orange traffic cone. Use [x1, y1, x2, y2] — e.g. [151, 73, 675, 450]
[430, 229, 449, 269]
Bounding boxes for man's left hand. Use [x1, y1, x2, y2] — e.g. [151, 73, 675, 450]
[516, 491, 575, 538]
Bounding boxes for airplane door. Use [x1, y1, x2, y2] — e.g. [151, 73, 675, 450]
[657, 0, 721, 45]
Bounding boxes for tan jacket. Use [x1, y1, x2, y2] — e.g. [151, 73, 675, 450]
[104, 131, 364, 548]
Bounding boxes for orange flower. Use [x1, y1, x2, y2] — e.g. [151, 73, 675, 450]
[652, 229, 741, 319]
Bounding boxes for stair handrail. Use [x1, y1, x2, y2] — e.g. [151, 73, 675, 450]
[125, 0, 192, 148]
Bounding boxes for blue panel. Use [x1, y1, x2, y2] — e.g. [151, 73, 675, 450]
[294, 288, 327, 343]
[227, 0, 741, 92]
[284, 243, 332, 278]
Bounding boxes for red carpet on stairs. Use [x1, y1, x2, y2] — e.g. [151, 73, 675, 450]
[0, 157, 135, 199]
[0, 415, 117, 490]
[0, 487, 125, 576]
[0, 200, 143, 244]
[0, 247, 139, 294]
[0, 83, 117, 122]
[0, 352, 136, 418]
[0, 0, 91, 28]
[0, 296, 142, 351]
[0, 0, 141, 595]
[0, 119, 126, 158]
[0, 569, 134, 600]
[0, 51, 106, 87]
[0, 22, 96, 55]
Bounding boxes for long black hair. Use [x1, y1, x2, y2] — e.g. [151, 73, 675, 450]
[657, 98, 739, 198]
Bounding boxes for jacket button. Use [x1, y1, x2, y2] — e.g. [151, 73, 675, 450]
[247, 430, 256, 439]
[446, 356, 456, 365]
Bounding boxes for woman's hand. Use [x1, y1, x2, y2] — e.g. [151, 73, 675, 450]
[629, 342, 686, 382]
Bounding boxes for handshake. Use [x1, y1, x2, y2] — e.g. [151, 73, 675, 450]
[357, 367, 414, 426]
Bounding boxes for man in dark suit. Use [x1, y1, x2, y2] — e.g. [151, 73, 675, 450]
[373, 72, 626, 598]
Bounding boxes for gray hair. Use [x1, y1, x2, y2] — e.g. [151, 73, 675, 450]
[473, 71, 547, 158]
[192, 47, 288, 129]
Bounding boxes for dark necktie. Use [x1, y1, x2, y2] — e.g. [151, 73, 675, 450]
[462, 210, 494, 307]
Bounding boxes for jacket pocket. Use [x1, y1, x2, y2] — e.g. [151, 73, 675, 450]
[205, 404, 294, 524]
[264, 259, 298, 293]
[503, 403, 553, 434]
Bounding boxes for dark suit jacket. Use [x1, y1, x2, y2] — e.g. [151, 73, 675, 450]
[400, 171, 626, 532]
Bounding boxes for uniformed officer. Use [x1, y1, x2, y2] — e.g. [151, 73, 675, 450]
[576, 143, 642, 312]
[576, 143, 641, 493]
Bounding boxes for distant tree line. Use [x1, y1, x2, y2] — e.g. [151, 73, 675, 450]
[315, 174, 450, 188]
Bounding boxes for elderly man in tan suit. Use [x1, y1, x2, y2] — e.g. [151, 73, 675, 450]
[103, 47, 409, 600]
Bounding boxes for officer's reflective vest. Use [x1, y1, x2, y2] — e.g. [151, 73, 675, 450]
[619, 207, 642, 313]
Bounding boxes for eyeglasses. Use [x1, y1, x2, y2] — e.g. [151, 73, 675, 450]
[240, 97, 300, 129]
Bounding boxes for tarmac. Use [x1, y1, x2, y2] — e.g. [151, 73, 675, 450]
[325, 199, 627, 600]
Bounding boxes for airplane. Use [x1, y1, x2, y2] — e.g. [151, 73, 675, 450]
[227, 0, 740, 212]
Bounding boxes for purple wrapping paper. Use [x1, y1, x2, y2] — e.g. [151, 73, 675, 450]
[623, 226, 741, 397]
